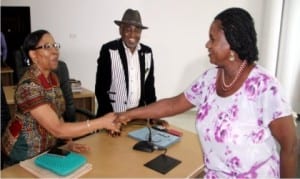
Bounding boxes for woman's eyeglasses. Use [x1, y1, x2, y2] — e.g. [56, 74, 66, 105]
[33, 43, 61, 50]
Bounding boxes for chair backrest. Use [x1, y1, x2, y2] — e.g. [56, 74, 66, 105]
[13, 48, 30, 83]
[54, 61, 76, 122]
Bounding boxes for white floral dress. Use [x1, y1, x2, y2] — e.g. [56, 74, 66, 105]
[184, 65, 292, 178]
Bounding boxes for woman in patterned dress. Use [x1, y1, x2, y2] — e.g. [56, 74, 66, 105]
[2, 30, 120, 166]
[116, 8, 297, 178]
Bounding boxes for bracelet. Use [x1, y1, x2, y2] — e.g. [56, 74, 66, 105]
[86, 120, 92, 133]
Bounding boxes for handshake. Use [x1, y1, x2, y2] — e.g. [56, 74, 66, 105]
[100, 112, 169, 137]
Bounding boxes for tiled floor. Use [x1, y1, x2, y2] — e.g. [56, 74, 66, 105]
[165, 111, 300, 177]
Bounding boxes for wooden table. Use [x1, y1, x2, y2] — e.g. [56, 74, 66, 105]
[1, 66, 14, 86]
[3, 85, 95, 121]
[1, 124, 204, 178]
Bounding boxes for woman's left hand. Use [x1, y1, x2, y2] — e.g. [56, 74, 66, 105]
[66, 140, 91, 153]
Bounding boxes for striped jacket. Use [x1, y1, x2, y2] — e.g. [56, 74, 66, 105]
[95, 39, 156, 117]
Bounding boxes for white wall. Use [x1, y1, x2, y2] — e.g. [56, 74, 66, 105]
[277, 0, 300, 112]
[258, 0, 283, 74]
[1, 0, 265, 98]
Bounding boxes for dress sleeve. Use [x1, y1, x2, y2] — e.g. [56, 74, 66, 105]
[184, 68, 217, 107]
[15, 82, 48, 113]
[261, 77, 292, 126]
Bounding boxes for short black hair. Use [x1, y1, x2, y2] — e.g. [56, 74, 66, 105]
[215, 7, 258, 63]
[22, 29, 49, 60]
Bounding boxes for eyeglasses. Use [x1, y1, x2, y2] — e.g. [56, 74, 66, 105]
[33, 43, 61, 50]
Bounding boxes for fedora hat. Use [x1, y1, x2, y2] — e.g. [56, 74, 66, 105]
[114, 9, 148, 29]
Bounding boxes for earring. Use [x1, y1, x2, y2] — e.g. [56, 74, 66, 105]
[229, 51, 235, 61]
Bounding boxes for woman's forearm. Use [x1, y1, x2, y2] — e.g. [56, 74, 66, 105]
[31, 105, 118, 139]
[52, 120, 100, 139]
[280, 145, 297, 177]
[127, 93, 193, 120]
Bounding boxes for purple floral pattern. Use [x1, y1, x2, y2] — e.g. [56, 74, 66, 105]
[184, 66, 291, 178]
[197, 103, 211, 121]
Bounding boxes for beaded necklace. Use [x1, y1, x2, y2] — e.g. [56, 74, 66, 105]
[221, 60, 247, 91]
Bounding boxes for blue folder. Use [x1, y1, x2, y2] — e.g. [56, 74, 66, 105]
[34, 152, 87, 176]
[128, 127, 181, 148]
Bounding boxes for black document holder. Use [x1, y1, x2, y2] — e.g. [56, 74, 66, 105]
[144, 154, 181, 174]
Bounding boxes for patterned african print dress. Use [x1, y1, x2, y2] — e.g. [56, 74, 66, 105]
[2, 65, 65, 165]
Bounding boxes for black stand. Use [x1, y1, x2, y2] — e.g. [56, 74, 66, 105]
[132, 119, 155, 153]
[133, 141, 154, 153]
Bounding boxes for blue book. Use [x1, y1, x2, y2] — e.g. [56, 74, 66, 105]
[128, 127, 181, 148]
[34, 152, 87, 176]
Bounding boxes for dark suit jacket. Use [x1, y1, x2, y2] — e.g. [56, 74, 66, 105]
[95, 39, 156, 117]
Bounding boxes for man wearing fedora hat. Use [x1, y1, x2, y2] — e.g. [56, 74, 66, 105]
[95, 9, 157, 118]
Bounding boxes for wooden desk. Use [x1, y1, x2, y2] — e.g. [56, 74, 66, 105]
[3, 86, 95, 121]
[1, 124, 204, 178]
[1, 66, 14, 86]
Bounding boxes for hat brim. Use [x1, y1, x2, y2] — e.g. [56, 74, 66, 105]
[114, 20, 148, 29]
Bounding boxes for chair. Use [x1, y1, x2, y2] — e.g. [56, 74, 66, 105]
[55, 61, 96, 121]
[12, 48, 29, 83]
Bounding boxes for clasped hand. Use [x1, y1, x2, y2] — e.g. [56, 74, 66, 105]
[104, 112, 128, 137]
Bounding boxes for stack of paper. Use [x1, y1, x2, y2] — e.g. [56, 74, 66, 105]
[69, 79, 82, 93]
[19, 155, 92, 178]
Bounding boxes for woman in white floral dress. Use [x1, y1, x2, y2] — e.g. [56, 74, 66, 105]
[116, 7, 297, 178]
